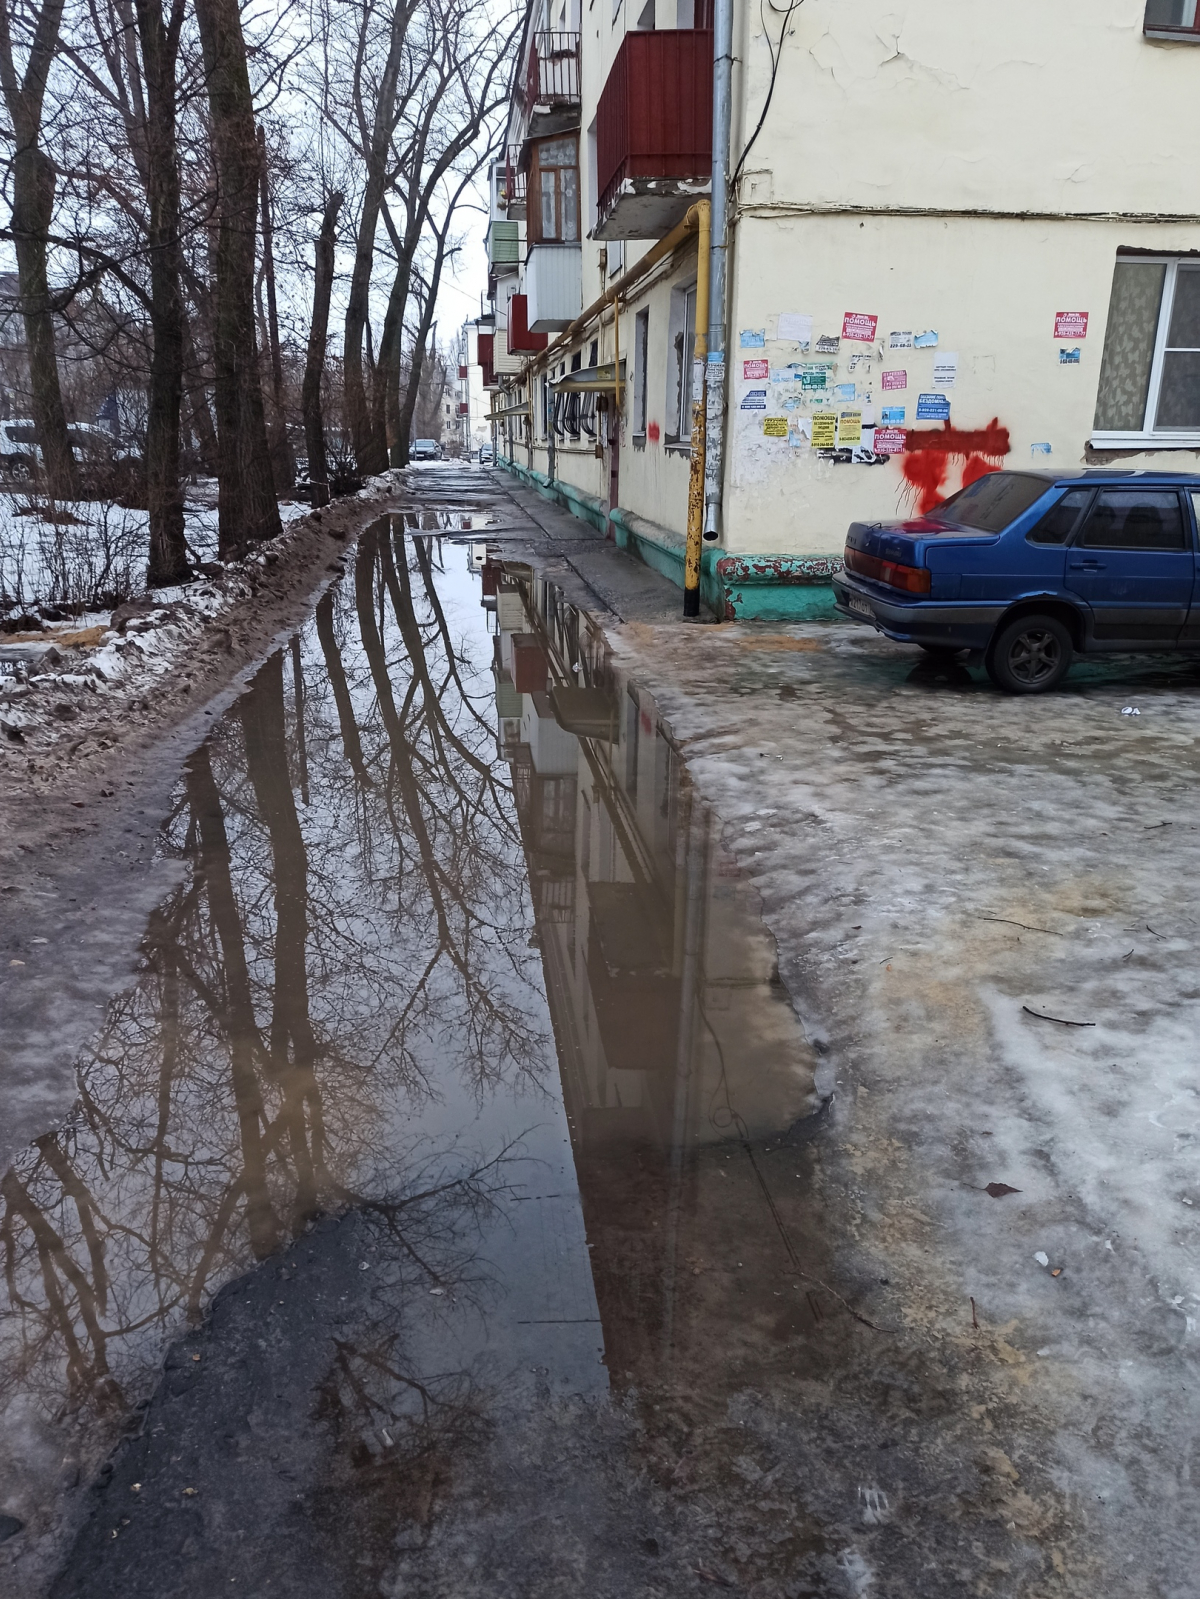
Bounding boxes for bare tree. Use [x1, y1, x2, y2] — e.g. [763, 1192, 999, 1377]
[301, 187, 341, 505]
[0, 0, 76, 495]
[192, 0, 279, 558]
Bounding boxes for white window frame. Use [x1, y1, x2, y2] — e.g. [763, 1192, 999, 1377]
[633, 306, 649, 438]
[1091, 257, 1200, 449]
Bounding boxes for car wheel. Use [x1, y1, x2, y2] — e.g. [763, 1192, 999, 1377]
[917, 643, 965, 659]
[985, 613, 1073, 694]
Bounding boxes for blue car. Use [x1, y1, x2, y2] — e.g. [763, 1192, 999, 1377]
[832, 469, 1200, 693]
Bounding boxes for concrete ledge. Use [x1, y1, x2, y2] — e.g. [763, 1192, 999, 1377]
[497, 456, 842, 621]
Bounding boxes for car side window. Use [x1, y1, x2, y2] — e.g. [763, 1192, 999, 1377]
[1026, 488, 1092, 544]
[1078, 489, 1187, 551]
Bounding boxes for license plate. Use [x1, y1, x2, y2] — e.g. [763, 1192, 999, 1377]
[847, 595, 873, 618]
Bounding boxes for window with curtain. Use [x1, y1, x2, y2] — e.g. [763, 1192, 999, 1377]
[1093, 257, 1200, 442]
[532, 138, 579, 243]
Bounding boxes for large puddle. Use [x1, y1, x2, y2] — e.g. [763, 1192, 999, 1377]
[0, 520, 832, 1596]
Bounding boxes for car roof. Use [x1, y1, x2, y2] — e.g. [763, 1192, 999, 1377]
[1016, 468, 1200, 486]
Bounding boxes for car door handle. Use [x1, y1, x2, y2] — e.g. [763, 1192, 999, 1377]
[1068, 561, 1105, 570]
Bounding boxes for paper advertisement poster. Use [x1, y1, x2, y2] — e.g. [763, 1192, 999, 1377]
[740, 388, 767, 410]
[811, 413, 837, 447]
[777, 313, 813, 344]
[842, 312, 878, 343]
[770, 369, 798, 383]
[833, 383, 856, 402]
[798, 365, 829, 389]
[889, 331, 913, 349]
[1054, 312, 1088, 339]
[838, 411, 862, 444]
[740, 329, 766, 348]
[815, 334, 840, 354]
[932, 353, 958, 388]
[881, 369, 907, 390]
[762, 416, 788, 437]
[916, 392, 950, 420]
[913, 330, 939, 348]
[743, 358, 769, 379]
[881, 406, 906, 425]
[1059, 347, 1081, 365]
[873, 427, 906, 455]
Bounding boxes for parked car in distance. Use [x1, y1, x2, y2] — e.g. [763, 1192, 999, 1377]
[833, 469, 1200, 693]
[478, 442, 493, 465]
[410, 438, 443, 461]
[0, 420, 40, 476]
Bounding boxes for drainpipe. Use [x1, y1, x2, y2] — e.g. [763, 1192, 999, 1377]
[682, 198, 711, 618]
[704, 0, 734, 546]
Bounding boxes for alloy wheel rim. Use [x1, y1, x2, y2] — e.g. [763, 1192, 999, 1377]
[1009, 629, 1061, 684]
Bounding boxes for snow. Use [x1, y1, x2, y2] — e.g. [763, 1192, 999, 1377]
[610, 615, 1200, 1590]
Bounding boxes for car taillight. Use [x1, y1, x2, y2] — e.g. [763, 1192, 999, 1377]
[843, 545, 931, 595]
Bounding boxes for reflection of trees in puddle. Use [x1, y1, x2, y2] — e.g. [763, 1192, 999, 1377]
[0, 520, 551, 1547]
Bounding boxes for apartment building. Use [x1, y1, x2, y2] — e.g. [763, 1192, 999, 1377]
[485, 0, 1200, 618]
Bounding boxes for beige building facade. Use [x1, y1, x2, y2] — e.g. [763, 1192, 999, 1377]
[486, 0, 1200, 616]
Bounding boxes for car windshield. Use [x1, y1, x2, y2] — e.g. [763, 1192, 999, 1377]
[926, 471, 1052, 533]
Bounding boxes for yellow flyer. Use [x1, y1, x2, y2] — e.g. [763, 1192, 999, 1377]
[811, 412, 837, 448]
[838, 410, 862, 445]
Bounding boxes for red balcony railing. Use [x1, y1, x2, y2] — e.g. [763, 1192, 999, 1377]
[502, 145, 526, 209]
[508, 293, 548, 354]
[477, 333, 495, 388]
[595, 30, 713, 223]
[525, 31, 580, 110]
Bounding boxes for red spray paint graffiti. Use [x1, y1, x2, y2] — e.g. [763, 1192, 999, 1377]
[900, 419, 1011, 514]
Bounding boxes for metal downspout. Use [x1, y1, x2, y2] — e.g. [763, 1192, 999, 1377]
[704, 0, 734, 545]
[683, 199, 711, 617]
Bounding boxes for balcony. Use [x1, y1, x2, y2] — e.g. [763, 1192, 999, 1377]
[525, 243, 582, 333]
[499, 146, 526, 220]
[594, 30, 712, 241]
[523, 31, 581, 140]
[487, 220, 520, 271]
[507, 293, 548, 353]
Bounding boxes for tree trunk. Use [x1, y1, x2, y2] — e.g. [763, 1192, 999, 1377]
[372, 254, 410, 469]
[182, 319, 218, 475]
[342, 0, 412, 477]
[257, 125, 294, 492]
[192, 0, 280, 560]
[395, 235, 451, 469]
[10, 145, 75, 497]
[134, 0, 188, 586]
[300, 190, 341, 506]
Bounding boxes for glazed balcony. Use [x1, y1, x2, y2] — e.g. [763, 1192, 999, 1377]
[594, 30, 712, 241]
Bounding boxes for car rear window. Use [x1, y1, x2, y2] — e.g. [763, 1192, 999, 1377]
[1027, 487, 1093, 544]
[927, 472, 1052, 533]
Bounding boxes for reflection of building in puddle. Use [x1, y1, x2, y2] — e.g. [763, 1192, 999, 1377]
[483, 562, 823, 1385]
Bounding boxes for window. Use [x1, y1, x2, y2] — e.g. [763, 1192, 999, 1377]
[633, 308, 649, 438]
[1078, 489, 1187, 550]
[1027, 487, 1093, 544]
[1145, 0, 1200, 34]
[667, 284, 696, 443]
[531, 138, 579, 243]
[1094, 258, 1200, 442]
[926, 471, 1052, 533]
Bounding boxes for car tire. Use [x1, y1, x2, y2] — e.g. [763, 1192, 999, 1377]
[917, 643, 965, 659]
[985, 613, 1073, 694]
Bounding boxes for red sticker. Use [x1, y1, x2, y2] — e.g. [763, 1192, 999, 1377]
[881, 369, 907, 390]
[842, 312, 879, 342]
[873, 427, 906, 455]
[1053, 311, 1089, 339]
[743, 359, 769, 380]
